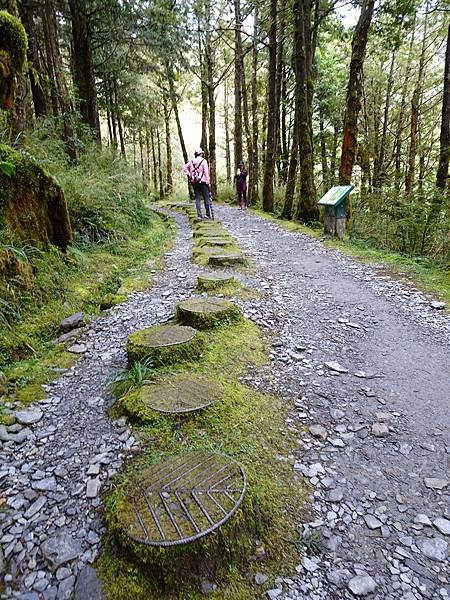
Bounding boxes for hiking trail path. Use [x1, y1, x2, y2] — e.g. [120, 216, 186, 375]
[0, 205, 449, 600]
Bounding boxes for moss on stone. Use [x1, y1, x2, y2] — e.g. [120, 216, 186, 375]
[0, 10, 27, 109]
[197, 273, 235, 291]
[176, 297, 241, 329]
[126, 324, 205, 367]
[208, 252, 246, 267]
[0, 144, 72, 250]
[100, 293, 126, 310]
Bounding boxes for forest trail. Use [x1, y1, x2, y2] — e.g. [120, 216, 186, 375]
[1, 205, 449, 600]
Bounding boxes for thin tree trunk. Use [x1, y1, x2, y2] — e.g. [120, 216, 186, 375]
[241, 51, 253, 202]
[68, 0, 101, 140]
[199, 17, 209, 154]
[330, 126, 338, 186]
[205, 0, 216, 196]
[157, 128, 164, 199]
[282, 93, 300, 220]
[224, 78, 232, 184]
[139, 131, 146, 190]
[436, 23, 450, 191]
[108, 79, 118, 146]
[250, 5, 259, 202]
[405, 14, 428, 195]
[163, 98, 173, 194]
[373, 51, 395, 189]
[319, 105, 328, 190]
[275, 10, 285, 184]
[262, 0, 278, 212]
[20, 0, 48, 119]
[113, 79, 126, 157]
[234, 0, 243, 171]
[339, 0, 375, 185]
[151, 128, 158, 193]
[43, 0, 76, 160]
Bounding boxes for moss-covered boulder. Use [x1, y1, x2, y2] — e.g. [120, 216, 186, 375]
[197, 273, 235, 291]
[0, 144, 72, 251]
[129, 373, 223, 416]
[176, 297, 241, 329]
[0, 10, 27, 109]
[208, 252, 246, 267]
[126, 324, 204, 367]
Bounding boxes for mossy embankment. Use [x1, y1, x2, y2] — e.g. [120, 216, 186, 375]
[101, 317, 306, 599]
[0, 123, 174, 405]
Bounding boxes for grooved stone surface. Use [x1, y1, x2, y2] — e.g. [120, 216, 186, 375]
[139, 373, 223, 414]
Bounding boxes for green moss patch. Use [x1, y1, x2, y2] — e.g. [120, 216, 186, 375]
[197, 273, 235, 291]
[176, 297, 241, 330]
[126, 325, 205, 367]
[101, 318, 305, 598]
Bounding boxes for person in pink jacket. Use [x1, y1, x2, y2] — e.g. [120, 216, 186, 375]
[183, 148, 212, 219]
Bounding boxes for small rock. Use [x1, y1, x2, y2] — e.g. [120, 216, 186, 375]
[15, 407, 43, 426]
[309, 424, 328, 441]
[327, 488, 344, 503]
[67, 343, 87, 354]
[41, 533, 82, 570]
[347, 575, 377, 596]
[325, 361, 348, 374]
[433, 517, 450, 536]
[200, 580, 217, 594]
[255, 573, 268, 585]
[74, 566, 104, 600]
[424, 478, 448, 490]
[303, 556, 319, 572]
[364, 515, 382, 530]
[266, 590, 282, 600]
[414, 514, 432, 526]
[417, 537, 448, 561]
[24, 496, 46, 519]
[86, 478, 101, 498]
[371, 423, 389, 437]
[60, 312, 84, 333]
[430, 301, 446, 310]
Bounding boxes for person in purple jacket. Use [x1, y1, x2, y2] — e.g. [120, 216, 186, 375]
[235, 160, 248, 209]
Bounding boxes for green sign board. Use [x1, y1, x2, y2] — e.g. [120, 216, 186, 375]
[318, 185, 354, 207]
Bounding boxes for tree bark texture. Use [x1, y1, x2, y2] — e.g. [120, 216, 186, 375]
[436, 23, 450, 191]
[205, 0, 217, 197]
[262, 0, 278, 212]
[339, 0, 375, 186]
[163, 98, 173, 193]
[233, 0, 243, 171]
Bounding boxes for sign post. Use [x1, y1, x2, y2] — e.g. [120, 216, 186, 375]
[317, 185, 354, 240]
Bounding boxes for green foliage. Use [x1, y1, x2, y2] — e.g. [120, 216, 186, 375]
[0, 160, 14, 176]
[0, 11, 27, 72]
[109, 357, 155, 399]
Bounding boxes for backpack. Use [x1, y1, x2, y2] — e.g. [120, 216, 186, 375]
[189, 159, 204, 185]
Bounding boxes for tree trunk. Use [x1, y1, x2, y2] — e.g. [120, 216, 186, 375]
[295, 0, 318, 222]
[224, 78, 232, 184]
[113, 79, 126, 157]
[42, 0, 76, 160]
[163, 98, 173, 194]
[199, 17, 209, 154]
[339, 0, 375, 185]
[436, 23, 450, 191]
[139, 131, 146, 190]
[205, 0, 216, 197]
[373, 51, 395, 189]
[241, 49, 253, 202]
[319, 105, 328, 190]
[233, 0, 243, 171]
[405, 14, 428, 195]
[5, 0, 27, 137]
[20, 0, 48, 119]
[151, 128, 158, 193]
[262, 0, 278, 212]
[275, 10, 285, 185]
[282, 92, 300, 220]
[157, 127, 164, 199]
[68, 0, 101, 141]
[250, 5, 259, 202]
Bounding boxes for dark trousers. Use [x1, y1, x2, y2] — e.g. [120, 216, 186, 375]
[193, 182, 211, 218]
[237, 187, 247, 208]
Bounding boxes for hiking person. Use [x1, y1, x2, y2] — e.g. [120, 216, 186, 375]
[183, 148, 212, 219]
[235, 160, 248, 209]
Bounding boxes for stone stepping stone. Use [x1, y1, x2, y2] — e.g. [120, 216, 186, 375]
[192, 246, 223, 258]
[176, 297, 241, 329]
[208, 252, 246, 267]
[138, 373, 223, 414]
[193, 228, 225, 239]
[116, 451, 246, 546]
[197, 273, 234, 291]
[198, 238, 230, 247]
[127, 324, 204, 367]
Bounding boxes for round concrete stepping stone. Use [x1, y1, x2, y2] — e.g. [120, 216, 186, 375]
[126, 324, 204, 367]
[197, 273, 234, 291]
[116, 451, 246, 546]
[208, 252, 245, 267]
[138, 373, 223, 414]
[176, 297, 241, 329]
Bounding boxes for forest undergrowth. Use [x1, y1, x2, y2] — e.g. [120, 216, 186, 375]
[0, 118, 173, 404]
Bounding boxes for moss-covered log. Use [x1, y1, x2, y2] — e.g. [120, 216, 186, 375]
[0, 144, 72, 251]
[126, 324, 204, 367]
[197, 273, 235, 291]
[176, 297, 241, 329]
[0, 10, 27, 109]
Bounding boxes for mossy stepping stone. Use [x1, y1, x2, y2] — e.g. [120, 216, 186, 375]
[116, 451, 246, 546]
[198, 238, 230, 247]
[192, 246, 222, 258]
[176, 297, 241, 329]
[197, 273, 234, 291]
[138, 373, 223, 414]
[127, 325, 204, 367]
[208, 253, 246, 267]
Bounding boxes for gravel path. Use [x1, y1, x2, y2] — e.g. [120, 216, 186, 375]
[215, 204, 449, 600]
[0, 204, 448, 600]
